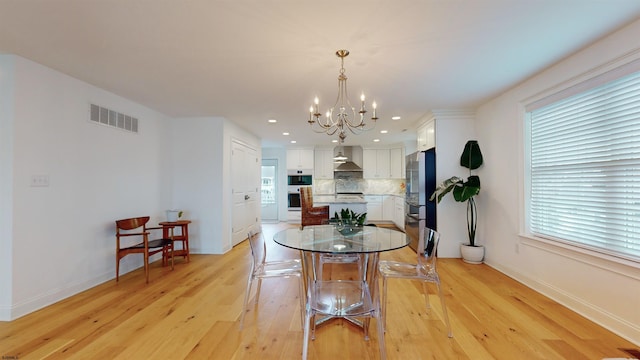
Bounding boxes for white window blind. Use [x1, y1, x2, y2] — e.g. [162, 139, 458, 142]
[529, 71, 640, 261]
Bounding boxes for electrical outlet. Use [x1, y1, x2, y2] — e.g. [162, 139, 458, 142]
[30, 174, 49, 187]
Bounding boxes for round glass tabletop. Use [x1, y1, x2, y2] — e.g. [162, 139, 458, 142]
[273, 224, 409, 254]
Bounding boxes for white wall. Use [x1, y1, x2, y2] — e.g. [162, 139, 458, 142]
[476, 20, 640, 344]
[0, 56, 16, 318]
[0, 55, 262, 320]
[1, 55, 173, 320]
[170, 117, 224, 254]
[418, 110, 476, 258]
[170, 116, 261, 254]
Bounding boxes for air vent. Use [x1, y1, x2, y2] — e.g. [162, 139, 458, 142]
[90, 104, 138, 133]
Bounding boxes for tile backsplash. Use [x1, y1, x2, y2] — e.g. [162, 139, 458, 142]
[315, 179, 405, 195]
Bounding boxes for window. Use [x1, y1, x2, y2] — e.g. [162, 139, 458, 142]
[526, 70, 640, 261]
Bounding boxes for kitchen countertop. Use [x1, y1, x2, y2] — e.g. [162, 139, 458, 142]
[314, 194, 367, 204]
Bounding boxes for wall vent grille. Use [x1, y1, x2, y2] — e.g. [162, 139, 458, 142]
[90, 104, 138, 133]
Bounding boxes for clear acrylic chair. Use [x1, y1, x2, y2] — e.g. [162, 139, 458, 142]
[239, 229, 305, 330]
[302, 252, 386, 359]
[315, 221, 363, 281]
[378, 227, 453, 337]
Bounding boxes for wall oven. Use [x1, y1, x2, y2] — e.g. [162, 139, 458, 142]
[287, 169, 313, 186]
[288, 188, 302, 210]
[287, 169, 312, 210]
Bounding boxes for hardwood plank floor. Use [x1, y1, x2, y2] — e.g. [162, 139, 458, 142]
[0, 222, 637, 359]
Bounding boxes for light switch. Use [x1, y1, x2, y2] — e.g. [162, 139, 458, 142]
[30, 175, 49, 187]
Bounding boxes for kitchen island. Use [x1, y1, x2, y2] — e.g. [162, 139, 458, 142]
[314, 194, 367, 217]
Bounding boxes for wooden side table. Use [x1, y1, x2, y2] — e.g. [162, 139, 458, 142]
[159, 220, 192, 262]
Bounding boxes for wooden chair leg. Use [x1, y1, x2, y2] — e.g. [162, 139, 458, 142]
[170, 243, 174, 270]
[144, 252, 150, 284]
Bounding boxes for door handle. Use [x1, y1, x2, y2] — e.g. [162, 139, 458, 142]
[245, 195, 250, 200]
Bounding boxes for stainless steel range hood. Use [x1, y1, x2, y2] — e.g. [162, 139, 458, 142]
[335, 161, 362, 171]
[333, 146, 363, 172]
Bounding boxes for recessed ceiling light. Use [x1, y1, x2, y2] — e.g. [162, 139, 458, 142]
[380, 130, 388, 134]
[373, 139, 380, 142]
[392, 116, 401, 120]
[332, 139, 338, 143]
[290, 140, 297, 144]
[283, 132, 290, 136]
[268, 119, 277, 123]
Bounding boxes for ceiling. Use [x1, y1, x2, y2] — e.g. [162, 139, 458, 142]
[1, 1, 640, 148]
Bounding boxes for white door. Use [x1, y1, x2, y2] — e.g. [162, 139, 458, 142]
[261, 159, 278, 222]
[231, 141, 259, 246]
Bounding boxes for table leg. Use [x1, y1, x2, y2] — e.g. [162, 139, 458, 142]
[182, 224, 190, 262]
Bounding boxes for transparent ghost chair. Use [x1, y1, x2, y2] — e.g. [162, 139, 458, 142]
[302, 249, 386, 359]
[378, 227, 453, 337]
[240, 229, 305, 330]
[314, 220, 363, 281]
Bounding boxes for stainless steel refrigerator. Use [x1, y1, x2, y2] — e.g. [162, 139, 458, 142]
[405, 148, 437, 252]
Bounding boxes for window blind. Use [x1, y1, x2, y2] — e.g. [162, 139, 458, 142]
[529, 71, 640, 261]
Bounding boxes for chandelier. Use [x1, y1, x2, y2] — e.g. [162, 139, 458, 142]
[308, 49, 378, 143]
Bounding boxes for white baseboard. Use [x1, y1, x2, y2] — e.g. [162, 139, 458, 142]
[486, 260, 640, 346]
[6, 270, 113, 321]
[1, 257, 161, 321]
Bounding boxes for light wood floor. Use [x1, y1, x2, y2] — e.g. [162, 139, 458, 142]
[1, 222, 637, 359]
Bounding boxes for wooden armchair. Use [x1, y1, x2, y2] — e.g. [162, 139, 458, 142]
[300, 186, 329, 228]
[115, 216, 174, 283]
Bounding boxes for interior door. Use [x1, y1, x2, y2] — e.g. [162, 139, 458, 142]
[231, 141, 259, 246]
[261, 159, 278, 222]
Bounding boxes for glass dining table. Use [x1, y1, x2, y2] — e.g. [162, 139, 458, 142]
[273, 224, 409, 359]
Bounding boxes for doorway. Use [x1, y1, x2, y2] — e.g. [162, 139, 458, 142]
[261, 159, 278, 222]
[231, 140, 259, 247]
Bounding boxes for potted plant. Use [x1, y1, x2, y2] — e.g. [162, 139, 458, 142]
[429, 140, 484, 264]
[331, 208, 367, 236]
[166, 209, 183, 222]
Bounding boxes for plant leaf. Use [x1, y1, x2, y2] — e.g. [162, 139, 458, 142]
[429, 176, 463, 202]
[452, 184, 480, 202]
[460, 140, 483, 170]
[466, 175, 481, 188]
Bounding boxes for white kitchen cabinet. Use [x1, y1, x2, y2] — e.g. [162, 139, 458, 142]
[314, 148, 334, 179]
[363, 147, 404, 179]
[417, 119, 435, 151]
[363, 149, 390, 178]
[328, 203, 367, 217]
[382, 195, 396, 220]
[394, 196, 405, 230]
[364, 195, 383, 221]
[287, 149, 314, 170]
[287, 210, 301, 222]
[389, 147, 404, 179]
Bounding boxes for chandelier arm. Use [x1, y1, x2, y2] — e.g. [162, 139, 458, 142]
[313, 115, 338, 129]
[345, 123, 366, 135]
[326, 127, 339, 136]
[309, 126, 332, 134]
